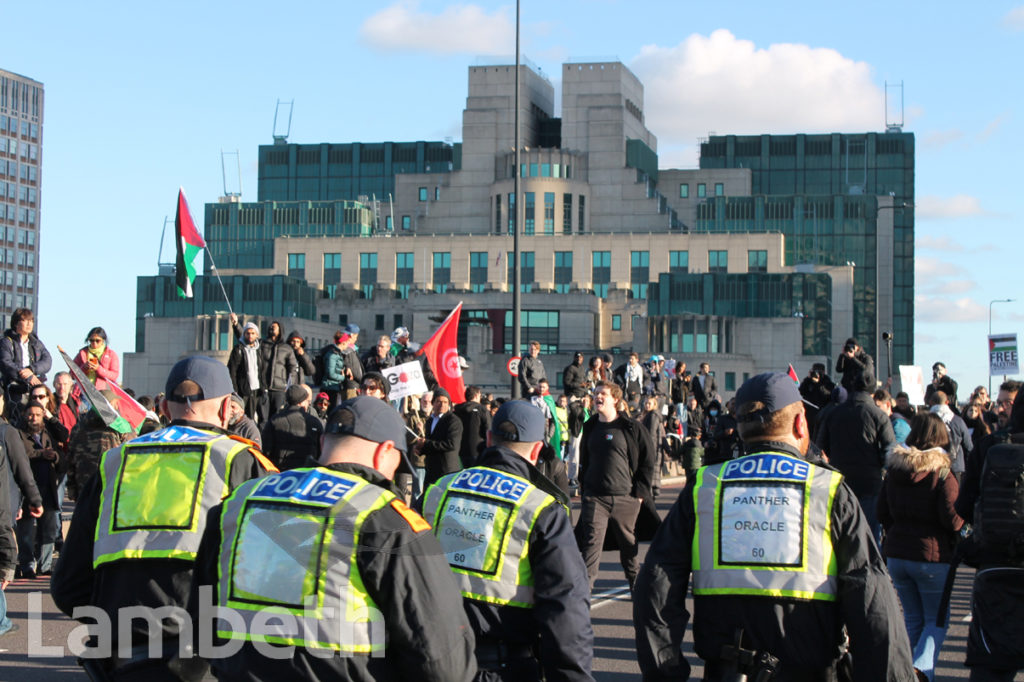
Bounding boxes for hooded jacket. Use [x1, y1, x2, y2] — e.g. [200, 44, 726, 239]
[878, 445, 964, 563]
[0, 329, 52, 386]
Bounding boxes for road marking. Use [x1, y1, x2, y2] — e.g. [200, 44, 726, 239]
[591, 585, 631, 610]
[963, 613, 972, 622]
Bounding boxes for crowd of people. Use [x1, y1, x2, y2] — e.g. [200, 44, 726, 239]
[0, 309, 1021, 680]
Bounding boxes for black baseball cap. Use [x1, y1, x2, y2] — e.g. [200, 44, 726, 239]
[165, 355, 234, 402]
[735, 372, 803, 423]
[325, 396, 408, 452]
[491, 400, 546, 442]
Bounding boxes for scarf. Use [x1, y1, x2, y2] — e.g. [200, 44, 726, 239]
[86, 343, 105, 381]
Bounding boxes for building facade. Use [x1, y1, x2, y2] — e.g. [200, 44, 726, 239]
[0, 69, 43, 329]
[127, 60, 912, 398]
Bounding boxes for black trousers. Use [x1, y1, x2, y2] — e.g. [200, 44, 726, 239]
[575, 494, 642, 589]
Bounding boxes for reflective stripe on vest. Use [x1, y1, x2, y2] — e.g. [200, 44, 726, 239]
[691, 451, 843, 602]
[93, 426, 246, 568]
[423, 466, 556, 608]
[216, 467, 391, 653]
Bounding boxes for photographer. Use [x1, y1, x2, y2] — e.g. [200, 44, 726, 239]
[799, 363, 835, 433]
[925, 362, 959, 413]
[835, 337, 874, 393]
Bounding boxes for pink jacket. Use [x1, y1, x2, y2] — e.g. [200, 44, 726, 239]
[74, 346, 120, 391]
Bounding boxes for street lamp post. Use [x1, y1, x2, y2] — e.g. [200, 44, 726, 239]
[988, 298, 1016, 396]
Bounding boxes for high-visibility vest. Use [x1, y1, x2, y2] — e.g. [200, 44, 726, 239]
[93, 425, 250, 568]
[216, 467, 393, 653]
[423, 466, 559, 608]
[691, 451, 843, 602]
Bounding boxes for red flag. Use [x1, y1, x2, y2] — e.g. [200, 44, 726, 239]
[105, 380, 149, 432]
[787, 364, 800, 383]
[419, 302, 466, 403]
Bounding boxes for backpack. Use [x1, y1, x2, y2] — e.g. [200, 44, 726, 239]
[972, 440, 1024, 562]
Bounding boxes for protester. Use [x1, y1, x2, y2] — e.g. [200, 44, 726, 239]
[52, 371, 79, 434]
[259, 320, 298, 416]
[875, 388, 911, 445]
[879, 413, 964, 682]
[0, 307, 51, 391]
[225, 393, 262, 447]
[454, 385, 490, 468]
[563, 352, 588, 400]
[690, 362, 717, 410]
[260, 384, 322, 471]
[835, 337, 874, 393]
[15, 401, 65, 579]
[361, 334, 395, 374]
[73, 327, 119, 391]
[927, 390, 972, 483]
[925, 362, 959, 412]
[585, 355, 607, 391]
[815, 366, 895, 544]
[285, 330, 315, 385]
[227, 321, 266, 423]
[799, 362, 835, 433]
[518, 340, 546, 398]
[0, 389, 42, 634]
[575, 381, 655, 590]
[413, 388, 463, 489]
[65, 392, 133, 501]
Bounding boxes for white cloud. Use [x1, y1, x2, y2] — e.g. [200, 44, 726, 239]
[1004, 6, 1024, 31]
[915, 295, 988, 323]
[360, 2, 513, 55]
[978, 113, 1008, 142]
[631, 30, 883, 160]
[915, 256, 967, 278]
[916, 195, 988, 219]
[927, 279, 977, 296]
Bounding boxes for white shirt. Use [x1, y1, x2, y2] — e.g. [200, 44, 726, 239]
[19, 338, 30, 369]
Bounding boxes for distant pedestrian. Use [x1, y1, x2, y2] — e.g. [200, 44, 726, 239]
[517, 340, 546, 398]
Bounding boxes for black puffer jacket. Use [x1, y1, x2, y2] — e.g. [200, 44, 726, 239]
[815, 391, 896, 498]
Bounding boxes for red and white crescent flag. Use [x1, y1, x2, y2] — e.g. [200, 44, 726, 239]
[419, 302, 466, 403]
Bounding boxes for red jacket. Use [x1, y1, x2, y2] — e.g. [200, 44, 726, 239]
[74, 346, 120, 391]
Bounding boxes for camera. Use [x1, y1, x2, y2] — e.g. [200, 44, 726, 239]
[810, 370, 821, 380]
[882, 331, 893, 343]
[843, 343, 856, 353]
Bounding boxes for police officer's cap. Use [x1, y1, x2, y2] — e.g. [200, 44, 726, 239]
[324, 396, 408, 452]
[165, 355, 234, 402]
[491, 400, 546, 443]
[735, 372, 803, 423]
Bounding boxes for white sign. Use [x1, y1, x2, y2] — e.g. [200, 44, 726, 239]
[382, 361, 429, 400]
[899, 365, 926, 406]
[989, 334, 1020, 376]
[719, 483, 804, 566]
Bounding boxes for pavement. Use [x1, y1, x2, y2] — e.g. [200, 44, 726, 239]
[1, 479, 1022, 680]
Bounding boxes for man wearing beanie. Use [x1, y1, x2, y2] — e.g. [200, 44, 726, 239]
[261, 384, 323, 471]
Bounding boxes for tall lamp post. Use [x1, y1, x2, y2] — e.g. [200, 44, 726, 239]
[510, 0, 522, 398]
[988, 298, 1016, 396]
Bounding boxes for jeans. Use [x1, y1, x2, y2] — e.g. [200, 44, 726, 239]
[887, 557, 951, 681]
[17, 508, 58, 572]
[856, 492, 883, 548]
[0, 587, 10, 635]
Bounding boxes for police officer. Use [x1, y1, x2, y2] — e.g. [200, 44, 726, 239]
[190, 395, 477, 681]
[423, 400, 594, 681]
[51, 355, 276, 681]
[633, 372, 915, 681]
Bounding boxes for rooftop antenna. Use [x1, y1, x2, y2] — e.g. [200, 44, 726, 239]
[272, 99, 294, 145]
[220, 149, 242, 198]
[157, 216, 175, 276]
[885, 81, 904, 133]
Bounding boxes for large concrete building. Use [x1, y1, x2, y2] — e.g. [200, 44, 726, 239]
[125, 60, 912, 398]
[0, 69, 43, 329]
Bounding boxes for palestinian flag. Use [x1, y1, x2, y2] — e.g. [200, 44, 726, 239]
[175, 188, 205, 298]
[105, 380, 149, 432]
[58, 347, 132, 434]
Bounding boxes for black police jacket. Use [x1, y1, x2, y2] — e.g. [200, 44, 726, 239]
[633, 440, 916, 682]
[462, 446, 595, 681]
[190, 461, 477, 682]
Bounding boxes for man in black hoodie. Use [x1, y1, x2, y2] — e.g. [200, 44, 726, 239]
[815, 366, 894, 545]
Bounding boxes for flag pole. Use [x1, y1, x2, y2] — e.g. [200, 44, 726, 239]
[204, 246, 234, 317]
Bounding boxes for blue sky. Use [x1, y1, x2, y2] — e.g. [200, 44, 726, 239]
[4, 0, 1022, 396]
